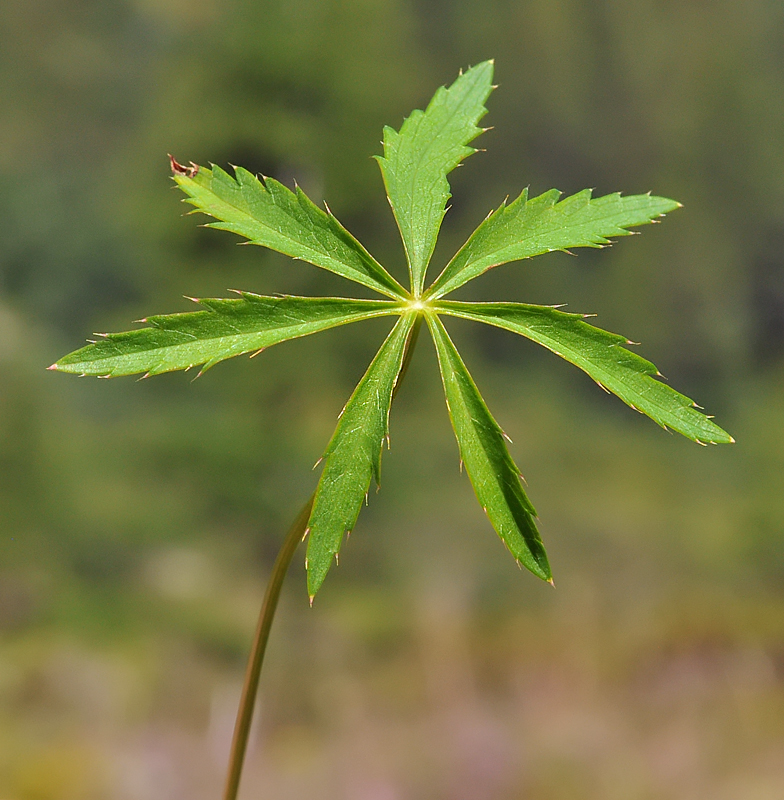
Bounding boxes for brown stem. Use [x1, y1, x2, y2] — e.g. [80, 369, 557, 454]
[221, 492, 314, 800]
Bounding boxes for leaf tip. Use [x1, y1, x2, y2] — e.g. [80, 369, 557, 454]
[47, 363, 59, 371]
[169, 154, 199, 178]
[547, 577, 555, 588]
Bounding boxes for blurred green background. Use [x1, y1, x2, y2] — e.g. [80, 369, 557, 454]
[1, 1, 783, 798]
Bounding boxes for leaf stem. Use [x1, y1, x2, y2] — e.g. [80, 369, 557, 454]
[222, 492, 314, 800]
[222, 312, 424, 800]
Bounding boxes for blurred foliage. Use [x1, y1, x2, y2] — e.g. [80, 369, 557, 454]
[1, 0, 783, 797]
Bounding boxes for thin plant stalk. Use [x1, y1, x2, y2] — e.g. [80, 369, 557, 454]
[222, 319, 422, 800]
[221, 492, 314, 800]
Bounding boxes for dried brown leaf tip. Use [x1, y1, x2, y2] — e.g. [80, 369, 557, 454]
[168, 155, 199, 178]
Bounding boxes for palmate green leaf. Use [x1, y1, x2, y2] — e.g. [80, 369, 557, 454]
[427, 314, 551, 581]
[376, 61, 494, 295]
[306, 313, 416, 598]
[427, 189, 681, 299]
[51, 60, 734, 608]
[173, 164, 407, 299]
[437, 301, 733, 444]
[51, 294, 400, 378]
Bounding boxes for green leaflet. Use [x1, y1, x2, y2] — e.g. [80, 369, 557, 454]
[52, 295, 400, 377]
[427, 314, 551, 581]
[376, 61, 494, 296]
[174, 165, 407, 300]
[306, 313, 416, 598]
[427, 189, 681, 299]
[437, 301, 733, 444]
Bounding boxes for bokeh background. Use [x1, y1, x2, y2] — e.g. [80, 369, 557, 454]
[2, 1, 783, 798]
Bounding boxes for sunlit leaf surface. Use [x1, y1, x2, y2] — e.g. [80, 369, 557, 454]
[377, 61, 494, 294]
[436, 301, 733, 444]
[53, 295, 400, 377]
[428, 314, 551, 580]
[428, 189, 680, 299]
[306, 313, 416, 597]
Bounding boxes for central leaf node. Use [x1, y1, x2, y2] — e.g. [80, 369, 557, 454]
[406, 298, 429, 313]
